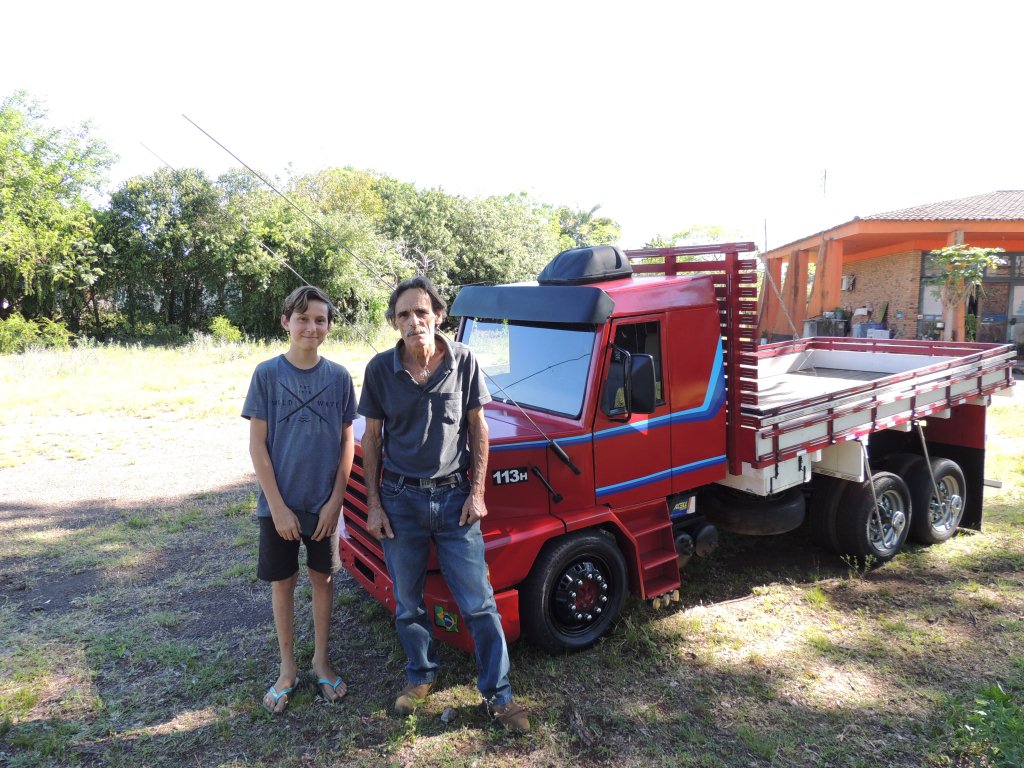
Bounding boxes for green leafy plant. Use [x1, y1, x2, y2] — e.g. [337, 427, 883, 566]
[209, 315, 243, 343]
[926, 244, 1005, 341]
[0, 313, 72, 354]
[951, 674, 1024, 766]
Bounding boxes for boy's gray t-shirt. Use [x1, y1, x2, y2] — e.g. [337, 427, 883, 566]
[242, 355, 357, 520]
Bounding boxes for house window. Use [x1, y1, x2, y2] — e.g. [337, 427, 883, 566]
[917, 253, 944, 339]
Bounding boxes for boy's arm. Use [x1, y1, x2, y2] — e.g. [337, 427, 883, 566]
[249, 417, 301, 540]
[362, 417, 394, 540]
[312, 422, 355, 541]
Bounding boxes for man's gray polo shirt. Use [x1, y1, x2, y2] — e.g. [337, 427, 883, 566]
[358, 334, 491, 479]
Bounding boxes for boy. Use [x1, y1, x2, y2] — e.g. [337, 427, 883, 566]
[242, 285, 356, 714]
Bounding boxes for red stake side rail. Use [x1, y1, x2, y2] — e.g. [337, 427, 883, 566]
[623, 243, 1015, 473]
[625, 243, 758, 475]
[735, 338, 1016, 468]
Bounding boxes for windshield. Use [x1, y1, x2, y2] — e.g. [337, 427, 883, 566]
[462, 319, 596, 418]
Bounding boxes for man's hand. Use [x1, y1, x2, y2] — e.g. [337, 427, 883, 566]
[367, 500, 394, 540]
[311, 505, 341, 541]
[460, 492, 488, 527]
[270, 505, 301, 541]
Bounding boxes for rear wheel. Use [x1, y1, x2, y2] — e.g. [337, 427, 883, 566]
[807, 473, 846, 553]
[905, 458, 966, 544]
[520, 530, 628, 653]
[879, 452, 923, 478]
[834, 471, 911, 565]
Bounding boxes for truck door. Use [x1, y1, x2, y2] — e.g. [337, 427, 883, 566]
[593, 317, 671, 505]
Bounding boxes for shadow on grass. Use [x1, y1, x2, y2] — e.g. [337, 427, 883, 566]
[3, 488, 1021, 767]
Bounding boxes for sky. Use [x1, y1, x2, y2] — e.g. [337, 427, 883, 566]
[3, 0, 1023, 251]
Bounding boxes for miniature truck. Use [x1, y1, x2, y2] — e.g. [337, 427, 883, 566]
[338, 242, 1016, 653]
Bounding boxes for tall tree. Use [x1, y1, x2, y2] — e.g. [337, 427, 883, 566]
[643, 224, 731, 250]
[219, 168, 395, 335]
[0, 91, 114, 322]
[103, 168, 229, 334]
[555, 204, 621, 250]
[449, 193, 559, 291]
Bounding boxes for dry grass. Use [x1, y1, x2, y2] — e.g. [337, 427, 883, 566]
[0, 344, 1022, 767]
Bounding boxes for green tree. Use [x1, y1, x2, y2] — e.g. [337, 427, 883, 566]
[220, 169, 393, 336]
[448, 193, 559, 291]
[555, 204, 621, 250]
[0, 91, 114, 324]
[643, 224, 731, 250]
[103, 168, 230, 335]
[926, 244, 1006, 341]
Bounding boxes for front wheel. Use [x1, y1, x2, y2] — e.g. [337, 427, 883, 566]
[835, 471, 911, 565]
[520, 530, 628, 654]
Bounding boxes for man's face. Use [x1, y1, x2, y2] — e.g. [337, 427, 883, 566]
[393, 288, 441, 351]
[281, 299, 332, 350]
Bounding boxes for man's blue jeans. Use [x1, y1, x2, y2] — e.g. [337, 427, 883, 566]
[381, 477, 513, 705]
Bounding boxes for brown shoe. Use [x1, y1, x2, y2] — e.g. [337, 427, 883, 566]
[394, 681, 433, 715]
[491, 700, 531, 732]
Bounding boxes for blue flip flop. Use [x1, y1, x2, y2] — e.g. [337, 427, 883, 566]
[314, 674, 347, 703]
[263, 677, 299, 714]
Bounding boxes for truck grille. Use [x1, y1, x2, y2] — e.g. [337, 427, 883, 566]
[342, 451, 385, 564]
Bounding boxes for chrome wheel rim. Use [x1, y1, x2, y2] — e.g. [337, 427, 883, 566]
[930, 475, 964, 534]
[870, 488, 907, 554]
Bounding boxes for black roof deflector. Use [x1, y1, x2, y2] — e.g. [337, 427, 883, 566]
[537, 245, 632, 285]
[451, 285, 615, 324]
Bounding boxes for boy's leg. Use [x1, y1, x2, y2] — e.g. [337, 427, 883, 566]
[306, 529, 345, 700]
[270, 572, 300, 696]
[308, 568, 346, 700]
[258, 518, 301, 712]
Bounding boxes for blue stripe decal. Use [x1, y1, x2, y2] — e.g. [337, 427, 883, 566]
[490, 433, 593, 452]
[490, 337, 725, 453]
[596, 455, 727, 497]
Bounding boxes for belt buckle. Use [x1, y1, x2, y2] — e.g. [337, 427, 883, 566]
[417, 477, 436, 489]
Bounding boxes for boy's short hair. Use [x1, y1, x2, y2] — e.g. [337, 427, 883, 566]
[385, 275, 447, 324]
[283, 285, 337, 323]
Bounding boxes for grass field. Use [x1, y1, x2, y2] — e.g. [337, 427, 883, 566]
[1, 340, 1022, 767]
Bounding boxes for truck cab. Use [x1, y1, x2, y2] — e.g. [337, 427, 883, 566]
[339, 242, 1015, 654]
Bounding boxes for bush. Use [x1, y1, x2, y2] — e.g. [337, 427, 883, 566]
[0, 313, 73, 354]
[209, 316, 243, 343]
[35, 318, 73, 349]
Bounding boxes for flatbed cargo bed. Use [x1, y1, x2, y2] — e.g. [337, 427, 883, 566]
[735, 337, 1016, 468]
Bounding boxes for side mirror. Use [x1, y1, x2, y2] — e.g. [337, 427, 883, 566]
[601, 346, 629, 418]
[629, 353, 657, 414]
[601, 347, 657, 419]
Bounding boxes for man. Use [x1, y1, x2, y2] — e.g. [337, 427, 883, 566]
[358, 275, 529, 732]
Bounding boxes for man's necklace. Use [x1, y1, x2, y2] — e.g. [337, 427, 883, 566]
[406, 353, 436, 383]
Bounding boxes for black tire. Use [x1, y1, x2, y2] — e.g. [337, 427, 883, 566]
[835, 471, 911, 565]
[703, 486, 805, 536]
[905, 457, 967, 545]
[808, 473, 846, 553]
[520, 530, 628, 654]
[879, 452, 923, 479]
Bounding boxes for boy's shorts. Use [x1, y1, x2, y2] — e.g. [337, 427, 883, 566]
[257, 517, 341, 582]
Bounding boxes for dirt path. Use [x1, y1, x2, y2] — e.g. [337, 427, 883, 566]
[0, 414, 255, 513]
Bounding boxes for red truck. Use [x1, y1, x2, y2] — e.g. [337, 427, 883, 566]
[339, 242, 1016, 653]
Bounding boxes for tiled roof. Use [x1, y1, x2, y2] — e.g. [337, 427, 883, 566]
[864, 190, 1024, 221]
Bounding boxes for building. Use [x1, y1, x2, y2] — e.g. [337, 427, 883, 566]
[758, 190, 1024, 351]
